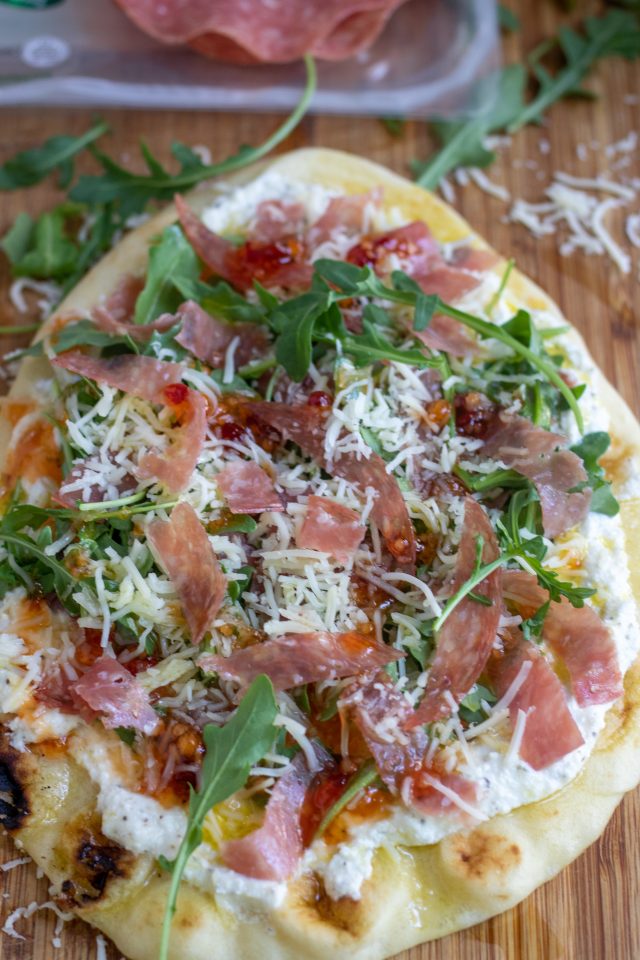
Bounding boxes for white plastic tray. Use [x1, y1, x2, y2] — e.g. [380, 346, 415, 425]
[0, 0, 498, 116]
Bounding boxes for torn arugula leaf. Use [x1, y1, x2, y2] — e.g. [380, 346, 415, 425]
[521, 601, 551, 642]
[0, 120, 109, 190]
[570, 431, 620, 517]
[158, 675, 277, 960]
[134, 224, 200, 325]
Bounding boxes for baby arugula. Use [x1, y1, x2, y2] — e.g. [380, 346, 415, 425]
[0, 56, 316, 318]
[158, 674, 278, 960]
[415, 10, 640, 189]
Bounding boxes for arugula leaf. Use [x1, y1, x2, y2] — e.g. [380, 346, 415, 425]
[1, 212, 34, 264]
[459, 683, 497, 725]
[159, 676, 278, 960]
[521, 601, 550, 642]
[70, 57, 316, 217]
[134, 224, 200, 325]
[215, 515, 257, 535]
[0, 120, 109, 190]
[174, 277, 265, 325]
[511, 11, 640, 131]
[379, 117, 407, 137]
[11, 204, 84, 280]
[570, 431, 620, 516]
[498, 4, 520, 31]
[274, 292, 335, 381]
[414, 65, 526, 190]
[0, 530, 77, 602]
[114, 727, 136, 747]
[227, 565, 254, 603]
[345, 307, 430, 369]
[58, 203, 120, 299]
[52, 318, 137, 354]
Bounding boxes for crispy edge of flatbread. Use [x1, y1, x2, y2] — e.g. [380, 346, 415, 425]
[1, 147, 640, 960]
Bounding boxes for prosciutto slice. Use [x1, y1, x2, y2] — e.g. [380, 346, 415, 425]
[296, 495, 365, 561]
[174, 300, 269, 369]
[113, 0, 409, 64]
[148, 502, 227, 644]
[342, 674, 480, 818]
[251, 200, 306, 243]
[216, 460, 283, 514]
[308, 190, 381, 246]
[488, 629, 584, 771]
[52, 351, 184, 405]
[53, 352, 207, 493]
[406, 498, 502, 727]
[250, 401, 416, 566]
[503, 570, 623, 706]
[199, 630, 404, 690]
[70, 656, 160, 735]
[347, 222, 494, 306]
[221, 748, 333, 881]
[483, 414, 591, 538]
[414, 314, 476, 356]
[175, 194, 312, 292]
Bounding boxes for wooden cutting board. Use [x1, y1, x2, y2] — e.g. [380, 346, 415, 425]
[1, 1, 639, 957]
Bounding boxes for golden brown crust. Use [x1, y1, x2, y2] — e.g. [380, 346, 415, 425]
[1, 148, 640, 960]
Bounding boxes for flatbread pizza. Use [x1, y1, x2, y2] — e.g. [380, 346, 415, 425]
[1, 149, 639, 960]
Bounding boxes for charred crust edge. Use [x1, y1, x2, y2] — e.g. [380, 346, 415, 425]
[0, 740, 31, 832]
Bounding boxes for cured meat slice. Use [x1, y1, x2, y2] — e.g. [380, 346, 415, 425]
[342, 673, 479, 818]
[221, 748, 333, 881]
[176, 194, 312, 292]
[174, 300, 269, 370]
[137, 383, 208, 493]
[488, 629, 584, 771]
[250, 401, 416, 566]
[347, 222, 493, 305]
[251, 200, 306, 243]
[503, 570, 623, 706]
[52, 351, 184, 405]
[347, 221, 441, 276]
[296, 495, 365, 561]
[483, 414, 591, 537]
[414, 314, 476, 356]
[216, 460, 283, 514]
[175, 194, 233, 280]
[308, 190, 381, 246]
[113, 0, 409, 64]
[199, 630, 404, 689]
[148, 502, 227, 644]
[70, 656, 160, 735]
[406, 498, 502, 727]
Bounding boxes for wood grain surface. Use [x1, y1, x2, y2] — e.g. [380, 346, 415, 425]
[1, 1, 639, 957]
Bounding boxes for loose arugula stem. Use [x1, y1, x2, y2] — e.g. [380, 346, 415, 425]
[0, 324, 41, 335]
[313, 760, 380, 841]
[76, 491, 145, 512]
[487, 258, 515, 315]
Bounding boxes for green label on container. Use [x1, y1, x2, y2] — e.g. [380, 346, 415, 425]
[0, 0, 65, 7]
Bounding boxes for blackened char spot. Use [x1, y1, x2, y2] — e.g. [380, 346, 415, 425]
[0, 746, 30, 831]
